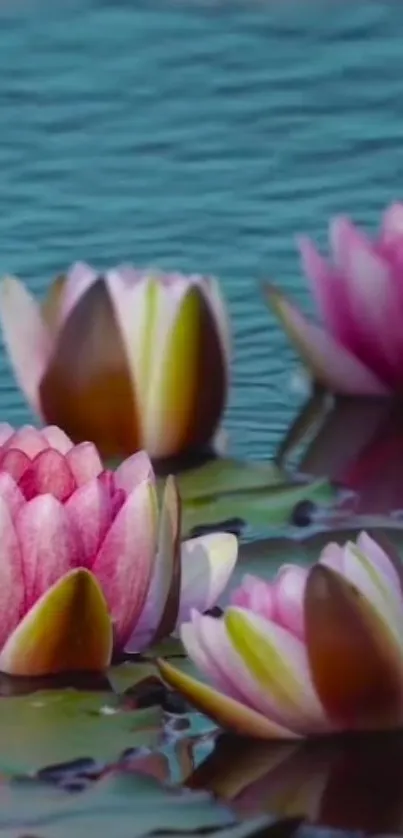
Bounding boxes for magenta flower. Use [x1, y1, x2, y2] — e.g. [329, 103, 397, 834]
[265, 203, 403, 395]
[0, 424, 238, 677]
[0, 264, 230, 459]
[159, 532, 403, 739]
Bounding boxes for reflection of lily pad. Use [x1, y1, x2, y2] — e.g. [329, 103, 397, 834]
[0, 771, 236, 837]
[0, 690, 161, 773]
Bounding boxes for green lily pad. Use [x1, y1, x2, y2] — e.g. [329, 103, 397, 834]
[174, 458, 284, 502]
[181, 478, 335, 536]
[0, 771, 236, 837]
[0, 690, 161, 774]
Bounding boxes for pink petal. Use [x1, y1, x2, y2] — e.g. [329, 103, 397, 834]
[272, 565, 308, 640]
[356, 532, 403, 592]
[0, 423, 14, 446]
[114, 451, 154, 493]
[225, 607, 328, 734]
[380, 203, 403, 249]
[65, 479, 113, 567]
[59, 262, 99, 326]
[91, 479, 157, 649]
[1, 426, 50, 458]
[298, 236, 351, 340]
[319, 542, 345, 573]
[266, 287, 389, 396]
[126, 476, 180, 652]
[66, 442, 103, 486]
[231, 574, 275, 618]
[18, 449, 77, 502]
[0, 473, 25, 522]
[41, 425, 74, 454]
[329, 217, 403, 386]
[0, 449, 31, 483]
[0, 497, 24, 648]
[0, 277, 52, 416]
[16, 494, 80, 609]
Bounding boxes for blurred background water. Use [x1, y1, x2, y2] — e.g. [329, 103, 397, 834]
[0, 0, 402, 461]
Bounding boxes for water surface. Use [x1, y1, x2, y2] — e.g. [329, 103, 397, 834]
[0, 0, 402, 459]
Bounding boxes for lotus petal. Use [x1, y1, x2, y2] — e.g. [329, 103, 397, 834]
[0, 473, 25, 522]
[0, 422, 14, 446]
[157, 658, 299, 740]
[225, 608, 327, 734]
[39, 279, 140, 459]
[125, 476, 181, 651]
[41, 274, 68, 334]
[2, 425, 50, 458]
[177, 532, 238, 625]
[0, 448, 31, 483]
[19, 449, 76, 502]
[329, 217, 403, 383]
[265, 286, 389, 396]
[298, 236, 352, 343]
[231, 574, 275, 616]
[59, 262, 99, 324]
[144, 284, 227, 457]
[114, 450, 154, 493]
[0, 498, 24, 647]
[17, 495, 80, 609]
[184, 611, 300, 728]
[272, 565, 308, 640]
[381, 202, 403, 240]
[41, 425, 74, 454]
[304, 565, 403, 731]
[321, 540, 403, 643]
[0, 569, 112, 676]
[65, 478, 112, 566]
[66, 441, 103, 485]
[0, 277, 52, 415]
[91, 479, 157, 647]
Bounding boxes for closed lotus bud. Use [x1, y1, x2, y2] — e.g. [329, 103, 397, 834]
[0, 264, 230, 459]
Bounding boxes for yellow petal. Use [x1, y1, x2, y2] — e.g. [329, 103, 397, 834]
[0, 569, 113, 676]
[41, 274, 68, 335]
[145, 285, 227, 457]
[157, 658, 299, 740]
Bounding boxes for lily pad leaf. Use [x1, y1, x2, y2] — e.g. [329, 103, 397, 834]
[173, 458, 284, 502]
[0, 690, 162, 773]
[0, 771, 235, 838]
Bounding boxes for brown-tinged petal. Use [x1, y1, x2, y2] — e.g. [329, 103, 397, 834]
[157, 659, 299, 740]
[146, 285, 227, 457]
[39, 278, 141, 459]
[305, 564, 403, 731]
[41, 274, 68, 335]
[0, 569, 113, 676]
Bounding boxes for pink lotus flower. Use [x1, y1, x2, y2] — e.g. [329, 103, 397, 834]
[0, 264, 230, 459]
[0, 424, 238, 677]
[158, 532, 403, 739]
[265, 203, 403, 395]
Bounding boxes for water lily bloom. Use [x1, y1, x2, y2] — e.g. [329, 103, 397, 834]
[158, 532, 403, 739]
[265, 203, 403, 396]
[0, 424, 238, 677]
[0, 264, 230, 459]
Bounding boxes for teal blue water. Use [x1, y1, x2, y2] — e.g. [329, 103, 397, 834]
[0, 0, 402, 459]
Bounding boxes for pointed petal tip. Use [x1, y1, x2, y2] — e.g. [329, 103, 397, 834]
[156, 657, 299, 740]
[0, 568, 113, 677]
